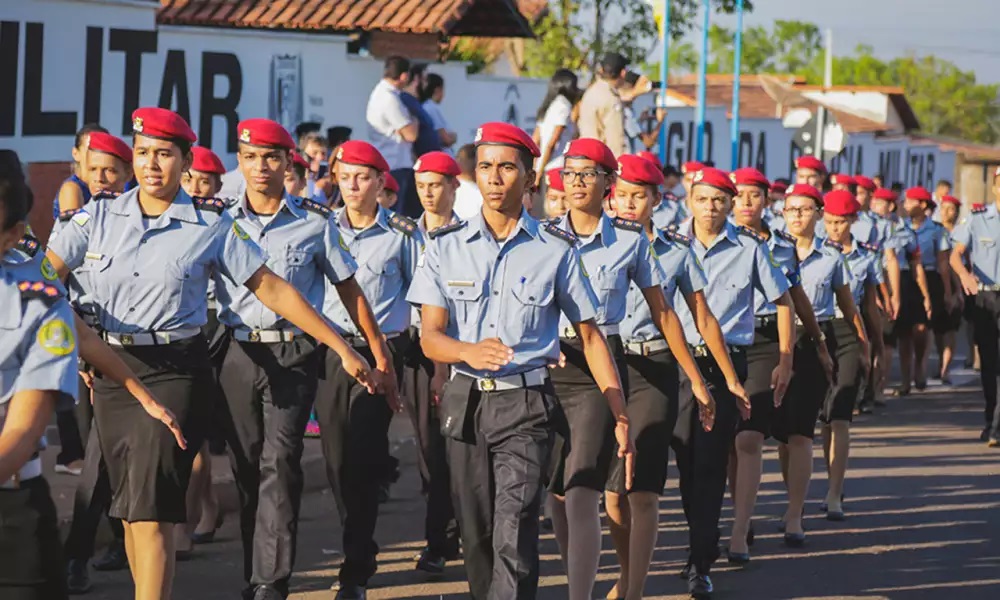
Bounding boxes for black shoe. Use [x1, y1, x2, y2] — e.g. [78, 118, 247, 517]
[415, 548, 446, 575]
[66, 559, 92, 594]
[746, 524, 755, 547]
[914, 380, 927, 391]
[679, 563, 692, 579]
[981, 426, 991, 442]
[827, 510, 846, 521]
[687, 572, 713, 599]
[541, 516, 553, 531]
[726, 549, 750, 565]
[783, 532, 806, 547]
[377, 482, 390, 504]
[335, 583, 367, 600]
[252, 584, 285, 600]
[191, 513, 224, 544]
[92, 540, 128, 572]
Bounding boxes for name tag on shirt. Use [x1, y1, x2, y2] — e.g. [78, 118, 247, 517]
[447, 280, 476, 287]
[84, 252, 103, 261]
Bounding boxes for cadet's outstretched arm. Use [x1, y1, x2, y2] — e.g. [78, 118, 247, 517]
[419, 304, 513, 371]
[0, 391, 58, 482]
[334, 277, 397, 374]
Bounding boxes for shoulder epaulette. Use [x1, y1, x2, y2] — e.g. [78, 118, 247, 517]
[17, 234, 40, 257]
[91, 190, 119, 202]
[17, 280, 63, 302]
[428, 221, 466, 240]
[662, 191, 679, 202]
[612, 217, 642, 232]
[662, 228, 691, 246]
[299, 197, 332, 218]
[858, 241, 880, 253]
[824, 239, 844, 251]
[544, 221, 579, 245]
[737, 225, 766, 243]
[58, 208, 84, 222]
[972, 204, 987, 214]
[191, 196, 226, 214]
[389, 213, 418, 236]
[774, 229, 797, 243]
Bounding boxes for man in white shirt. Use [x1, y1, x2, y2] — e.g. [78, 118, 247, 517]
[451, 143, 482, 220]
[366, 55, 420, 215]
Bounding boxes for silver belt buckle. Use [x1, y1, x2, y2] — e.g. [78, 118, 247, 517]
[642, 342, 653, 357]
[120, 334, 134, 346]
[248, 331, 261, 342]
[479, 378, 497, 392]
[692, 345, 708, 357]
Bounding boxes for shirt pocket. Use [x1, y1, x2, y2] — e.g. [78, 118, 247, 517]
[511, 281, 554, 332]
[165, 260, 206, 315]
[75, 254, 113, 304]
[593, 266, 627, 323]
[445, 281, 483, 338]
[277, 248, 312, 289]
[358, 257, 402, 304]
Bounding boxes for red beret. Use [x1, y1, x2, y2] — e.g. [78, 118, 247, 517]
[941, 195, 961, 206]
[616, 155, 664, 187]
[785, 183, 823, 204]
[731, 167, 769, 189]
[565, 138, 617, 172]
[290, 151, 310, 170]
[383, 173, 399, 193]
[682, 160, 705, 175]
[335, 140, 390, 173]
[872, 187, 898, 203]
[414, 151, 461, 177]
[237, 118, 295, 150]
[636, 150, 663, 170]
[853, 175, 876, 191]
[691, 167, 737, 196]
[823, 190, 860, 216]
[794, 155, 827, 174]
[546, 168, 564, 192]
[770, 180, 788, 194]
[131, 107, 196, 143]
[905, 186, 932, 202]
[88, 132, 132, 164]
[830, 173, 854, 186]
[189, 146, 225, 175]
[474, 122, 540, 157]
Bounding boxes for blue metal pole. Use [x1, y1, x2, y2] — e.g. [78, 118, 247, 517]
[695, 0, 709, 161]
[730, 0, 744, 169]
[657, 0, 672, 166]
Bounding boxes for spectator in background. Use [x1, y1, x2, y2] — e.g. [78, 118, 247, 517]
[327, 126, 353, 150]
[578, 52, 629, 156]
[873, 174, 885, 188]
[301, 133, 331, 197]
[312, 145, 342, 207]
[378, 173, 400, 211]
[295, 121, 322, 150]
[452, 143, 482, 220]
[367, 55, 420, 217]
[401, 64, 443, 157]
[421, 73, 458, 155]
[286, 151, 310, 197]
[532, 68, 581, 188]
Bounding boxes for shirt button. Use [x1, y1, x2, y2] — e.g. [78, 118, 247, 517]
[493, 291, 499, 296]
[458, 291, 464, 295]
[128, 308, 135, 313]
[489, 324, 495, 328]
[140, 239, 146, 244]
[133, 272, 139, 277]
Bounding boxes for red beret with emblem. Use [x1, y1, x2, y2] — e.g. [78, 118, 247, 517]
[474, 122, 540, 157]
[872, 187, 898, 203]
[823, 190, 860, 216]
[546, 168, 564, 192]
[771, 180, 788, 194]
[414, 151, 461, 177]
[731, 167, 769, 190]
[785, 183, 823, 204]
[236, 118, 295, 150]
[335, 140, 390, 173]
[189, 146, 226, 175]
[691, 167, 737, 196]
[905, 186, 932, 202]
[383, 173, 399, 193]
[682, 160, 705, 175]
[794, 155, 827, 174]
[940, 195, 961, 206]
[617, 155, 664, 187]
[830, 173, 855, 186]
[88, 132, 132, 164]
[131, 107, 197, 143]
[853, 175, 876, 191]
[565, 138, 617, 172]
[290, 151, 310, 170]
[636, 150, 663, 170]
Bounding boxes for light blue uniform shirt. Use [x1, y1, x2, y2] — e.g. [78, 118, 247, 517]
[651, 194, 686, 229]
[323, 205, 423, 337]
[412, 212, 461, 328]
[406, 210, 599, 379]
[951, 203, 1000, 286]
[851, 211, 884, 246]
[620, 227, 707, 343]
[906, 217, 951, 271]
[551, 214, 664, 330]
[842, 238, 884, 307]
[215, 193, 357, 333]
[798, 237, 852, 319]
[674, 220, 790, 346]
[889, 220, 922, 271]
[48, 188, 267, 334]
[756, 227, 801, 316]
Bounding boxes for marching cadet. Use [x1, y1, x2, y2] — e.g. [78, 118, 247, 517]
[314, 140, 415, 600]
[778, 184, 868, 544]
[406, 122, 635, 600]
[377, 172, 400, 211]
[900, 186, 953, 391]
[182, 146, 227, 199]
[671, 167, 790, 599]
[284, 151, 310, 198]
[212, 120, 395, 600]
[727, 169, 833, 565]
[545, 139, 715, 600]
[818, 190, 884, 520]
[406, 151, 462, 574]
[636, 150, 685, 229]
[871, 186, 913, 338]
[935, 195, 964, 382]
[949, 168, 1000, 446]
[53, 123, 108, 219]
[543, 167, 568, 219]
[45, 107, 379, 600]
[681, 160, 705, 200]
[794, 155, 826, 189]
[605, 154, 726, 600]
[830, 173, 854, 192]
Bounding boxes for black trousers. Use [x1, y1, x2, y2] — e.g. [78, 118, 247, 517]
[671, 351, 747, 575]
[444, 375, 560, 600]
[216, 334, 318, 594]
[401, 331, 460, 557]
[55, 405, 85, 466]
[972, 291, 1000, 433]
[314, 336, 407, 587]
[0, 477, 67, 600]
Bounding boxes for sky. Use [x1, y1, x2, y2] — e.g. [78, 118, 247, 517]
[670, 0, 1000, 84]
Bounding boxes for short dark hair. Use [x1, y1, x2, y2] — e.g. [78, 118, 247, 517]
[599, 52, 628, 79]
[421, 73, 445, 103]
[624, 71, 641, 87]
[132, 134, 191, 157]
[456, 144, 476, 177]
[383, 55, 411, 80]
[935, 179, 952, 189]
[0, 150, 31, 230]
[291, 161, 306, 180]
[663, 164, 680, 178]
[775, 177, 791, 187]
[295, 121, 322, 140]
[327, 126, 352, 147]
[75, 123, 108, 150]
[409, 63, 428, 81]
[890, 182, 904, 193]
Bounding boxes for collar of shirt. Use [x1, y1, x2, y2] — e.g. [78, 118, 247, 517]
[905, 217, 933, 233]
[557, 212, 614, 248]
[108, 187, 200, 231]
[338, 203, 392, 238]
[377, 78, 400, 96]
[463, 208, 539, 243]
[682, 218, 740, 253]
[235, 191, 305, 227]
[418, 211, 459, 234]
[798, 235, 827, 263]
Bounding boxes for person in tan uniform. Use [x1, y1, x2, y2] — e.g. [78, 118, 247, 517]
[577, 53, 629, 156]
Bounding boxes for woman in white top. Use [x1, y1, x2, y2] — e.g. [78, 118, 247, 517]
[421, 73, 458, 155]
[532, 69, 581, 188]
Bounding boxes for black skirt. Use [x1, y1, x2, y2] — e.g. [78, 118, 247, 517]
[737, 321, 781, 437]
[92, 335, 213, 523]
[896, 270, 929, 328]
[821, 318, 864, 423]
[773, 321, 835, 444]
[925, 271, 958, 334]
